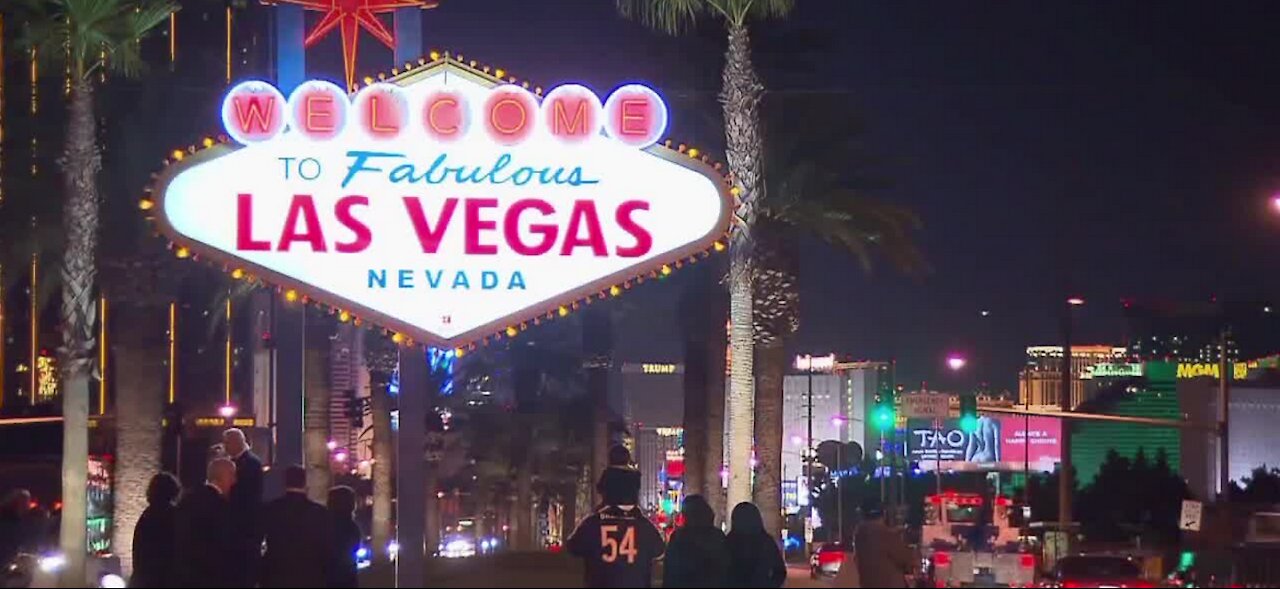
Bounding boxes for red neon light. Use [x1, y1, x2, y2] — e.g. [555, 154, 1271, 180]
[275, 0, 439, 90]
[1019, 554, 1035, 568]
[933, 552, 951, 567]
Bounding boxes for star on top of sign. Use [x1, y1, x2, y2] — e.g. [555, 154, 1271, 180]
[277, 0, 439, 89]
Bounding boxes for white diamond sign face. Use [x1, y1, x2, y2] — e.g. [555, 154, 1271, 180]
[154, 62, 730, 347]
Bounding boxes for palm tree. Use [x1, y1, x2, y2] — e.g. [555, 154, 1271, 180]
[100, 240, 188, 578]
[362, 329, 398, 571]
[303, 310, 334, 502]
[618, 0, 794, 518]
[750, 97, 926, 540]
[17, 1, 174, 582]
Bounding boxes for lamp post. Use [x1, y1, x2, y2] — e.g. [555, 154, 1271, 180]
[942, 355, 967, 497]
[1060, 296, 1085, 540]
[831, 416, 847, 542]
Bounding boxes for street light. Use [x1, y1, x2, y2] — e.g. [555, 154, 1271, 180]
[218, 405, 237, 419]
[1067, 296, 1086, 307]
[1271, 194, 1280, 214]
[946, 355, 967, 372]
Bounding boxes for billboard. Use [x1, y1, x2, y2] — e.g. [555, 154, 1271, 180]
[151, 61, 731, 348]
[907, 415, 1061, 472]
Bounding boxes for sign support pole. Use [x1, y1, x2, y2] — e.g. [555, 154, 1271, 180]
[393, 8, 423, 67]
[269, 297, 304, 497]
[396, 346, 427, 588]
[274, 4, 305, 93]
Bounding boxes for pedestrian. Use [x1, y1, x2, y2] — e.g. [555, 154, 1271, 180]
[596, 444, 641, 507]
[661, 495, 729, 588]
[568, 447, 665, 588]
[327, 486, 362, 589]
[853, 498, 914, 588]
[0, 489, 44, 566]
[259, 466, 335, 588]
[222, 428, 264, 586]
[725, 502, 786, 588]
[176, 458, 238, 588]
[129, 473, 181, 588]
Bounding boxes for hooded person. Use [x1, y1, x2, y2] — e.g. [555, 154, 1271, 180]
[596, 444, 642, 506]
[725, 503, 787, 588]
[661, 495, 729, 588]
[854, 497, 914, 588]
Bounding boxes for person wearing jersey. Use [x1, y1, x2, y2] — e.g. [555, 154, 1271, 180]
[568, 445, 665, 587]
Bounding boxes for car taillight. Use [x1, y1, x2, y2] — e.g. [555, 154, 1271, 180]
[1126, 582, 1155, 588]
[934, 552, 951, 567]
[1061, 582, 1082, 589]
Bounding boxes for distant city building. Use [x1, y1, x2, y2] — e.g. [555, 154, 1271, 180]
[1017, 345, 1128, 409]
[634, 426, 682, 512]
[782, 359, 892, 491]
[1177, 359, 1280, 499]
[618, 362, 684, 428]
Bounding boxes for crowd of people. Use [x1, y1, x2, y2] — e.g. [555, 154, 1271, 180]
[130, 429, 362, 588]
[568, 445, 915, 588]
[5, 435, 913, 589]
[567, 445, 791, 588]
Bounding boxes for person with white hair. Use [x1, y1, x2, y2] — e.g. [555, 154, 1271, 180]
[221, 428, 264, 586]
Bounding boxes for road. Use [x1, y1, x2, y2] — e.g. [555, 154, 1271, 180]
[359, 554, 836, 587]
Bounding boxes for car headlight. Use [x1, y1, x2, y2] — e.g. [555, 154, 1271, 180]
[99, 573, 126, 588]
[38, 554, 66, 573]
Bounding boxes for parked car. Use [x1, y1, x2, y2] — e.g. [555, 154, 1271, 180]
[810, 542, 847, 579]
[1045, 554, 1153, 588]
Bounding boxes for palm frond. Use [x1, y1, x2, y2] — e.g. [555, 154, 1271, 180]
[15, 0, 175, 80]
[616, 0, 708, 35]
[758, 96, 928, 276]
[733, 0, 794, 25]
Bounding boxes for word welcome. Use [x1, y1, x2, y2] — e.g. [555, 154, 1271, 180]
[222, 79, 668, 148]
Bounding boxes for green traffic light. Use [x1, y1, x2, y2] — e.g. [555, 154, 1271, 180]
[874, 406, 895, 430]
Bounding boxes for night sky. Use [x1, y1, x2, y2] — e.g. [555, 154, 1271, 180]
[313, 1, 1280, 390]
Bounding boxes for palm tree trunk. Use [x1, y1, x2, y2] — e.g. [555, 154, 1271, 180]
[110, 302, 166, 578]
[425, 467, 440, 556]
[754, 341, 786, 543]
[705, 300, 728, 523]
[370, 369, 394, 567]
[722, 21, 765, 522]
[362, 330, 396, 569]
[58, 77, 102, 588]
[679, 271, 713, 500]
[304, 317, 332, 503]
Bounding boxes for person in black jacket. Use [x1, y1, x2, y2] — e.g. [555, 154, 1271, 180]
[570, 446, 665, 588]
[129, 473, 181, 588]
[662, 495, 729, 588]
[596, 445, 641, 507]
[259, 466, 335, 588]
[222, 429, 263, 586]
[327, 486, 362, 589]
[176, 459, 238, 588]
[725, 503, 786, 588]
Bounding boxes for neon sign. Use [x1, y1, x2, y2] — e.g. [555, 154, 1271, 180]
[153, 59, 730, 348]
[1176, 362, 1249, 380]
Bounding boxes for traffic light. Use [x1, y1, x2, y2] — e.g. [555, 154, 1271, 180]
[873, 394, 896, 430]
[959, 395, 979, 433]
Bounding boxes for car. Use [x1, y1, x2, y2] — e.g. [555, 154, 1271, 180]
[810, 542, 847, 579]
[1046, 555, 1154, 588]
